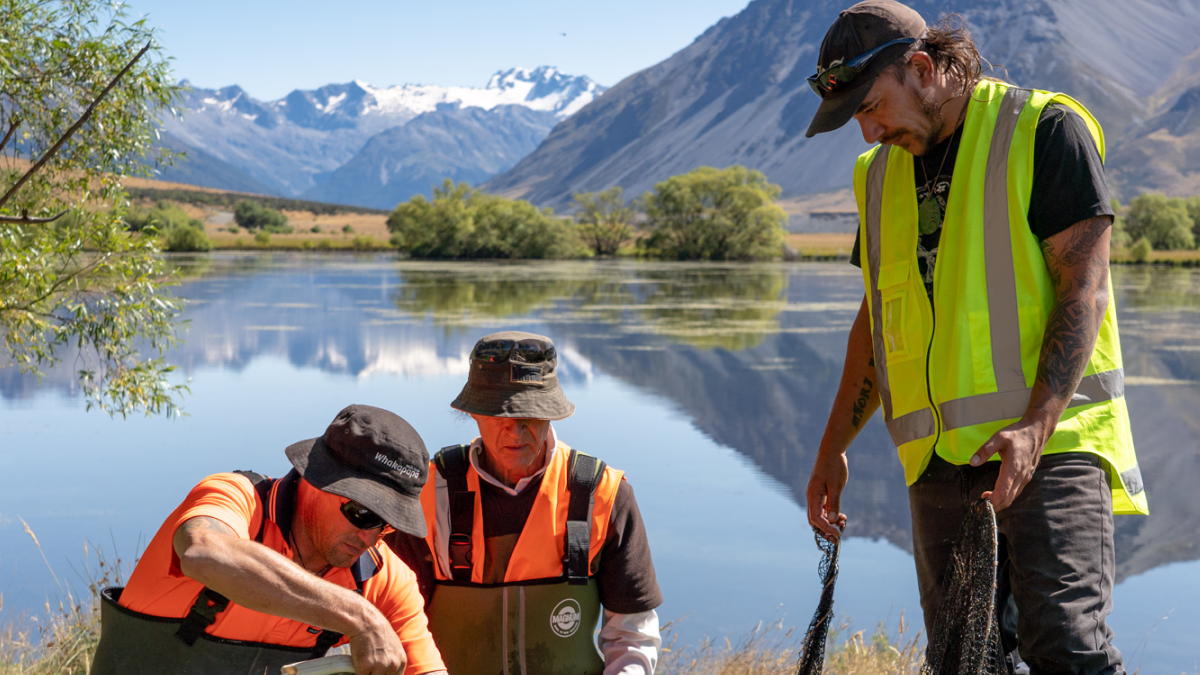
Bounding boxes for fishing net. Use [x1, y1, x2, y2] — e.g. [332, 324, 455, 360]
[796, 500, 1006, 675]
[922, 499, 1006, 674]
[795, 527, 840, 675]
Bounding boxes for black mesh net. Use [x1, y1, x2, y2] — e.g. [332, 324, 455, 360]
[796, 527, 841, 675]
[922, 499, 1006, 674]
[796, 500, 1006, 675]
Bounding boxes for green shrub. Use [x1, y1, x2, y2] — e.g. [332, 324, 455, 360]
[124, 201, 193, 233]
[352, 235, 377, 250]
[639, 165, 787, 261]
[1109, 198, 1130, 250]
[342, 224, 355, 234]
[316, 239, 333, 250]
[1125, 194, 1195, 250]
[310, 225, 322, 233]
[164, 220, 213, 252]
[1131, 237, 1152, 262]
[234, 200, 289, 232]
[574, 187, 633, 255]
[254, 230, 271, 246]
[388, 179, 588, 259]
[226, 224, 241, 234]
[300, 240, 313, 250]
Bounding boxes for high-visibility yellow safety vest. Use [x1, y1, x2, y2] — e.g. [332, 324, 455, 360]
[852, 79, 1148, 515]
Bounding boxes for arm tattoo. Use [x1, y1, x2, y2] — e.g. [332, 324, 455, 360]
[174, 516, 236, 556]
[1035, 217, 1111, 405]
[851, 376, 874, 429]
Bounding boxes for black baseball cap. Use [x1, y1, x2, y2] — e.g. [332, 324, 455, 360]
[286, 404, 429, 537]
[805, 0, 926, 138]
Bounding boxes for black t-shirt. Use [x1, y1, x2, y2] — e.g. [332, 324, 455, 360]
[384, 476, 663, 615]
[848, 103, 1114, 297]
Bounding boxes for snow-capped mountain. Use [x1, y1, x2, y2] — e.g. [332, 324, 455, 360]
[157, 67, 604, 201]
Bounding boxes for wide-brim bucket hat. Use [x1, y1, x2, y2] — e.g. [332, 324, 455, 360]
[451, 331, 575, 420]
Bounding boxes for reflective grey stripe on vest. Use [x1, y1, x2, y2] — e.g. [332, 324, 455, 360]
[940, 367, 1125, 430]
[863, 86, 1127, 445]
[865, 144, 937, 446]
[983, 87, 1031, 392]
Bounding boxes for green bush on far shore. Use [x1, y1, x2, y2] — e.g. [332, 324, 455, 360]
[388, 179, 588, 259]
[234, 200, 292, 234]
[638, 166, 787, 261]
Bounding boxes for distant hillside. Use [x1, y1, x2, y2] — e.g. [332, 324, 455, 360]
[159, 67, 605, 204]
[157, 132, 280, 196]
[483, 0, 1200, 207]
[303, 105, 557, 210]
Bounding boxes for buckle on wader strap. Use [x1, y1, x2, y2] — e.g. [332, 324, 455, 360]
[436, 445, 476, 582]
[176, 588, 231, 646]
[564, 451, 605, 586]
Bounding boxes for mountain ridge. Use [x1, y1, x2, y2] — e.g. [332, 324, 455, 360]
[483, 0, 1200, 207]
[157, 67, 605, 204]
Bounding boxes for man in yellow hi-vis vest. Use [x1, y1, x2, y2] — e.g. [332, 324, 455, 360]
[802, 1, 1146, 673]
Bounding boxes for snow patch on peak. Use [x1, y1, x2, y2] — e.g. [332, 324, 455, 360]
[356, 67, 604, 120]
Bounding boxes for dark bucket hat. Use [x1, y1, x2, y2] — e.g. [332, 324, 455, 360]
[285, 404, 429, 537]
[805, 0, 926, 137]
[451, 331, 575, 421]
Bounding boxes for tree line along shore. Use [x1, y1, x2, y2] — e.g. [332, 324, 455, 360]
[129, 180, 1200, 265]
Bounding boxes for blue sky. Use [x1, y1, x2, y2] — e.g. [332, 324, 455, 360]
[128, 0, 754, 100]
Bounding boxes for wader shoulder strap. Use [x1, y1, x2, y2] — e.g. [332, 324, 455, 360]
[176, 587, 231, 646]
[232, 469, 273, 543]
[565, 450, 606, 586]
[176, 470, 274, 647]
[434, 445, 474, 582]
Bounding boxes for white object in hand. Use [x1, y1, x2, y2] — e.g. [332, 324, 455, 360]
[281, 654, 356, 675]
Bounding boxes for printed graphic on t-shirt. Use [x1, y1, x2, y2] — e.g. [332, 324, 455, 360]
[915, 176, 950, 295]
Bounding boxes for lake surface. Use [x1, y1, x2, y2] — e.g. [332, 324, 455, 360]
[1, 254, 1197, 671]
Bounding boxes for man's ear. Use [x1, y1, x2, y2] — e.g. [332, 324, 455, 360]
[908, 51, 936, 88]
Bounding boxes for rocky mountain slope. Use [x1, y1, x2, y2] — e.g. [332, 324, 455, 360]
[158, 67, 604, 204]
[484, 0, 1200, 207]
[302, 105, 557, 210]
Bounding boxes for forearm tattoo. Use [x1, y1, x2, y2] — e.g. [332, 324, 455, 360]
[1036, 217, 1111, 405]
[851, 376, 874, 429]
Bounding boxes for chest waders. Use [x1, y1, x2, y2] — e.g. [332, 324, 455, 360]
[90, 471, 379, 675]
[427, 446, 607, 675]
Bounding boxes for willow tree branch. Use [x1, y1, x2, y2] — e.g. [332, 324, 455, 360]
[0, 209, 67, 224]
[0, 41, 152, 212]
[0, 117, 19, 154]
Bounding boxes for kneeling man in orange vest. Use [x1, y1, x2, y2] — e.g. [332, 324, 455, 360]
[91, 405, 448, 675]
[386, 331, 664, 675]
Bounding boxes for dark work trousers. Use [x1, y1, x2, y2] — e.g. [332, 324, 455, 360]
[909, 451, 1124, 675]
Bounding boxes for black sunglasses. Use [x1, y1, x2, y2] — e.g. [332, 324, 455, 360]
[807, 37, 916, 98]
[472, 338, 556, 364]
[340, 499, 387, 531]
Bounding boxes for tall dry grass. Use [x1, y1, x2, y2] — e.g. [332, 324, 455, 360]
[658, 615, 923, 675]
[0, 523, 127, 675]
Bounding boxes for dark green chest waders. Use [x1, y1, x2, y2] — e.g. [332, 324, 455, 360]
[90, 470, 380, 675]
[427, 446, 607, 675]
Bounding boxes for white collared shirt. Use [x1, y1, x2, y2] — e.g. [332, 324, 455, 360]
[467, 424, 559, 496]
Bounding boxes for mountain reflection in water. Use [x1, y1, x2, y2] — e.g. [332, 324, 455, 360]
[4, 254, 1198, 586]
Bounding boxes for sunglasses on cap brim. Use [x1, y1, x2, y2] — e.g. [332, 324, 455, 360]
[340, 499, 393, 534]
[807, 37, 916, 99]
[471, 338, 556, 364]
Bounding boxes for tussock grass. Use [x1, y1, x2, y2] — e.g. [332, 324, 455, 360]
[0, 524, 127, 675]
[659, 615, 923, 675]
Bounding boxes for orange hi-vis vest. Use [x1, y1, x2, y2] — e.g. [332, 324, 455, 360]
[420, 440, 623, 584]
[420, 441, 623, 675]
